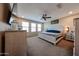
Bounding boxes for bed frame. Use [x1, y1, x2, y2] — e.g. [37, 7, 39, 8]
[38, 33, 64, 45]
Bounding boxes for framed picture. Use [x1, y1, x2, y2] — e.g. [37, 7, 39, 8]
[51, 19, 59, 24]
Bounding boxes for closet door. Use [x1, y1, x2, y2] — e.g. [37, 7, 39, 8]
[75, 18, 79, 56]
[5, 31, 27, 56]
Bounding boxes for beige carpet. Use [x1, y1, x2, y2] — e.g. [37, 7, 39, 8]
[27, 36, 73, 56]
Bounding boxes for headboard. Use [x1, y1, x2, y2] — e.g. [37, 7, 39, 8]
[47, 24, 64, 32]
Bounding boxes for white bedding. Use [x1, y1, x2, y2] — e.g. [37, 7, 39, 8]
[38, 32, 63, 45]
[42, 31, 61, 37]
[38, 24, 64, 44]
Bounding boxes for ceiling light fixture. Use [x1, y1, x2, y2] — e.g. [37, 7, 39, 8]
[68, 11, 73, 14]
[22, 16, 24, 18]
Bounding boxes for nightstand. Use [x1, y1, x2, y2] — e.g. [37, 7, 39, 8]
[65, 32, 74, 41]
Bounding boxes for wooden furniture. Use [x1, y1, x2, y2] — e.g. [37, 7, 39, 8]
[0, 30, 27, 56]
[65, 32, 74, 41]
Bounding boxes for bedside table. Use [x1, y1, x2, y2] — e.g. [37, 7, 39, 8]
[65, 32, 74, 41]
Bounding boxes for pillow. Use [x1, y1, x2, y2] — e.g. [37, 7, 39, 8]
[46, 30, 61, 33]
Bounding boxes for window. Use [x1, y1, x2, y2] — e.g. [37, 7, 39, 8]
[21, 21, 42, 32]
[22, 22, 29, 32]
[37, 24, 42, 32]
[31, 23, 36, 32]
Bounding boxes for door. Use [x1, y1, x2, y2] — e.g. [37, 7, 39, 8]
[75, 18, 79, 56]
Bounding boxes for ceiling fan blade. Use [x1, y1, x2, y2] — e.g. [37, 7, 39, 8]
[41, 13, 51, 21]
[43, 17, 46, 21]
[45, 17, 51, 18]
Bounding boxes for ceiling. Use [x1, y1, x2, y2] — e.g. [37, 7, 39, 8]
[11, 3, 79, 22]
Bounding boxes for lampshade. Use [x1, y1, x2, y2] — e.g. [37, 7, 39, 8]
[64, 26, 69, 33]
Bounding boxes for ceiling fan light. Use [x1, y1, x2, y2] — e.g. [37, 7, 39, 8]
[68, 11, 73, 14]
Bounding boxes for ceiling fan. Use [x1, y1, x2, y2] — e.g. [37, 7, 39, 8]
[41, 13, 51, 21]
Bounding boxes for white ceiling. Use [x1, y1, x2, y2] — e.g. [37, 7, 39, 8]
[12, 3, 79, 22]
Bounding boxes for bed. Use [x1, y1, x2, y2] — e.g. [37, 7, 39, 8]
[38, 24, 64, 45]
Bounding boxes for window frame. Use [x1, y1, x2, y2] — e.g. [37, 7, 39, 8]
[22, 22, 29, 32]
[37, 24, 42, 32]
[31, 22, 37, 32]
[21, 21, 43, 32]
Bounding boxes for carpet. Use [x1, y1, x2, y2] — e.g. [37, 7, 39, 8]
[27, 36, 73, 56]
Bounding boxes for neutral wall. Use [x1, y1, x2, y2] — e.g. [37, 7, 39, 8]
[11, 15, 42, 37]
[44, 14, 79, 32]
[0, 22, 10, 31]
[44, 21, 51, 31]
[59, 14, 79, 32]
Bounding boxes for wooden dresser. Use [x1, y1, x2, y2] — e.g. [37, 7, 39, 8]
[0, 30, 27, 56]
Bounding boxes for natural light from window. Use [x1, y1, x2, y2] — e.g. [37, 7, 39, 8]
[31, 23, 36, 32]
[22, 22, 29, 32]
[37, 24, 42, 32]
